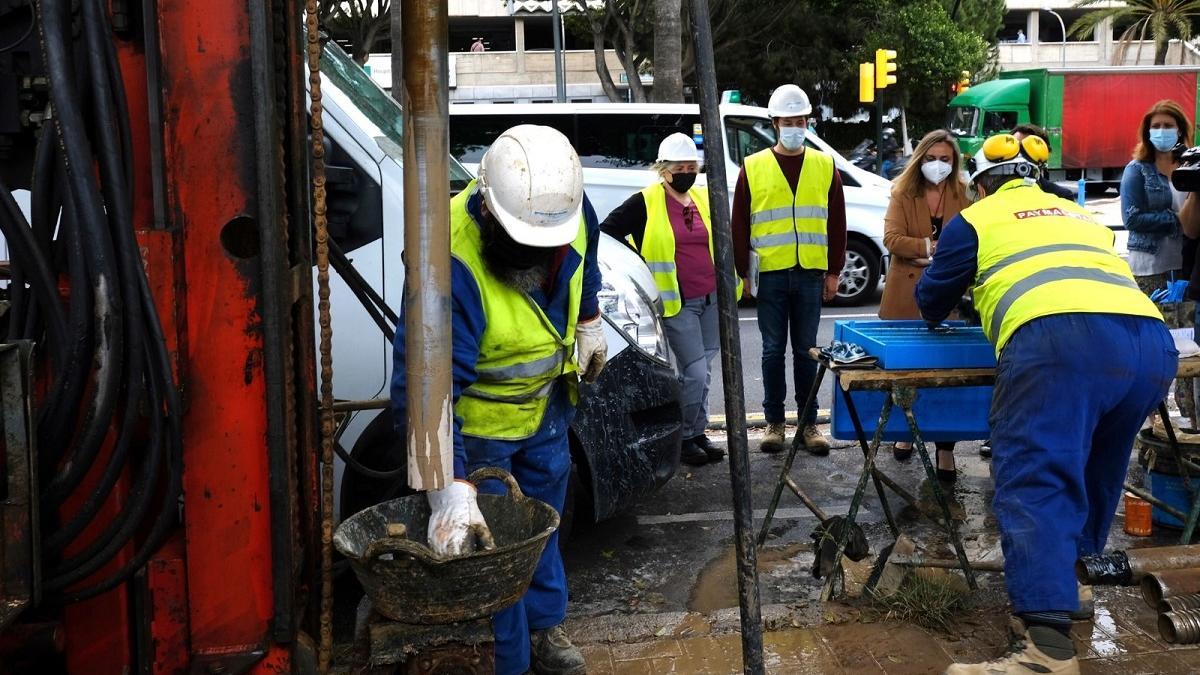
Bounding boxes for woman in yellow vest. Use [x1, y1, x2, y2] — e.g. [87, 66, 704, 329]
[878, 129, 971, 477]
[600, 133, 732, 467]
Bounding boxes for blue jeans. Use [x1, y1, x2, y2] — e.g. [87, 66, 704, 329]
[463, 386, 574, 675]
[756, 268, 824, 425]
[990, 314, 1175, 614]
[663, 292, 720, 438]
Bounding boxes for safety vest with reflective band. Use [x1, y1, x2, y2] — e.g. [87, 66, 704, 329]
[637, 184, 742, 317]
[744, 147, 835, 272]
[451, 180, 586, 440]
[966, 180, 1161, 355]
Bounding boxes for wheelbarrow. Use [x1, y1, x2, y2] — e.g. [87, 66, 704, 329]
[333, 467, 559, 624]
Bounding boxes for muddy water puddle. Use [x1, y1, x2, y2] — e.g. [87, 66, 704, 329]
[688, 543, 810, 613]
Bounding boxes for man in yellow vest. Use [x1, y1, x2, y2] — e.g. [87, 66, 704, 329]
[391, 125, 604, 675]
[916, 134, 1176, 675]
[732, 84, 847, 454]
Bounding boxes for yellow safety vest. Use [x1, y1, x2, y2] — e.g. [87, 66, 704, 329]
[967, 180, 1161, 355]
[744, 147, 834, 272]
[451, 180, 586, 440]
[637, 183, 741, 317]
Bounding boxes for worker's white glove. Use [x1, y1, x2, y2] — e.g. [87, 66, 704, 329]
[575, 315, 607, 383]
[426, 480, 495, 557]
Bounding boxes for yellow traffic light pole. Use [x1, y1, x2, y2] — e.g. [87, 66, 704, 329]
[873, 48, 898, 175]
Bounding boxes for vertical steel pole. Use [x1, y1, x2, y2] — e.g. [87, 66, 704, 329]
[875, 98, 884, 176]
[689, 1, 764, 672]
[401, 1, 454, 490]
[551, 0, 566, 102]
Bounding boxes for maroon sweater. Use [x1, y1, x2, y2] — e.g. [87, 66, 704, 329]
[731, 149, 847, 277]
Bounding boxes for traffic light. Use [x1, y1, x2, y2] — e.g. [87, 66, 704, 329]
[859, 63, 875, 103]
[875, 49, 898, 89]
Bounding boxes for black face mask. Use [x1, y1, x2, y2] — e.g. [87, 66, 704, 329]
[480, 213, 555, 272]
[667, 172, 697, 193]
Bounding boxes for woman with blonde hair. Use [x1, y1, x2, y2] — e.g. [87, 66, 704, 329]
[878, 129, 971, 477]
[601, 132, 740, 467]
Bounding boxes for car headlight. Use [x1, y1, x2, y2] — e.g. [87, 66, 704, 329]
[597, 274, 670, 365]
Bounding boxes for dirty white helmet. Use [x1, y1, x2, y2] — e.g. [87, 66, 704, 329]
[767, 84, 812, 118]
[478, 124, 583, 247]
[656, 132, 700, 163]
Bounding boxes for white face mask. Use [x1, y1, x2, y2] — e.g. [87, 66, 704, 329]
[921, 160, 953, 185]
[778, 127, 806, 151]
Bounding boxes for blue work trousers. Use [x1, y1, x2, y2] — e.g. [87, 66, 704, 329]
[463, 386, 574, 675]
[663, 292, 720, 438]
[990, 313, 1176, 614]
[757, 268, 824, 425]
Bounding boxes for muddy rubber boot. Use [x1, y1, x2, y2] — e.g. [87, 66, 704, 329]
[760, 423, 787, 454]
[693, 434, 725, 461]
[1069, 584, 1094, 621]
[799, 424, 830, 456]
[943, 617, 1078, 675]
[530, 624, 586, 675]
[679, 437, 709, 467]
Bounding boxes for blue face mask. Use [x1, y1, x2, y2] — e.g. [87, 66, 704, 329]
[1150, 128, 1179, 152]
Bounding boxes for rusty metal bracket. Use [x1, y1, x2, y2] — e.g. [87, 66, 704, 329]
[0, 341, 37, 630]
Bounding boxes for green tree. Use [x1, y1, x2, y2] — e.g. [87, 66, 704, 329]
[1070, 0, 1200, 65]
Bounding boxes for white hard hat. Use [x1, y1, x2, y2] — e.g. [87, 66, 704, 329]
[767, 84, 812, 118]
[656, 133, 699, 163]
[478, 124, 583, 248]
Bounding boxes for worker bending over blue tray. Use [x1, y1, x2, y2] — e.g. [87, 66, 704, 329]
[916, 133, 1177, 675]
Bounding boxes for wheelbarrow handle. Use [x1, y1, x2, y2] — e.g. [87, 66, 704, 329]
[468, 466, 526, 500]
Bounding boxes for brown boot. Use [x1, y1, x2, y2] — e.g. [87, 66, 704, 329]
[799, 424, 830, 456]
[943, 617, 1078, 674]
[760, 423, 787, 454]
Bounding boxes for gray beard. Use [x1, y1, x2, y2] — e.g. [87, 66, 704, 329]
[492, 261, 550, 293]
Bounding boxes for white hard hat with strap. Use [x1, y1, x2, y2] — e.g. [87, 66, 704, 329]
[478, 124, 584, 248]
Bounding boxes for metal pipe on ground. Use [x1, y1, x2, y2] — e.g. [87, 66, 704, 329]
[1160, 592, 1200, 613]
[401, 0, 453, 490]
[1077, 544, 1200, 586]
[1159, 608, 1200, 644]
[1141, 568, 1200, 607]
[689, 1, 763, 672]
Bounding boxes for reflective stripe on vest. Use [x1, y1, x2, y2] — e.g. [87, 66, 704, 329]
[744, 148, 834, 272]
[451, 180, 587, 439]
[638, 183, 740, 317]
[966, 181, 1161, 354]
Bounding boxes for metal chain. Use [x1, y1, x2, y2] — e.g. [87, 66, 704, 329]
[304, 3, 335, 671]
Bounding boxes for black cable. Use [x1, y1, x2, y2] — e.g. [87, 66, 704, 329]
[334, 438, 405, 480]
[329, 238, 398, 325]
[329, 251, 395, 342]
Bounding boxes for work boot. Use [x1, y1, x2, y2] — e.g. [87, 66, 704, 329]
[1070, 584, 1094, 621]
[943, 617, 1078, 674]
[692, 434, 725, 461]
[760, 423, 787, 454]
[679, 437, 709, 467]
[799, 424, 831, 456]
[530, 624, 587, 675]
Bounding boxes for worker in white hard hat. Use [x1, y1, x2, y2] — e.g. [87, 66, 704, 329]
[916, 134, 1174, 675]
[600, 132, 742, 467]
[731, 83, 846, 455]
[391, 124, 601, 675]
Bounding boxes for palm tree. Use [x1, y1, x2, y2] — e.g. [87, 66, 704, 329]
[1070, 0, 1200, 65]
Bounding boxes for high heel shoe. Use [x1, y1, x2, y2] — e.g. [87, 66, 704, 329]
[936, 446, 956, 483]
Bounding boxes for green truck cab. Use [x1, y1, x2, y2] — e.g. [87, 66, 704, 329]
[947, 67, 1200, 191]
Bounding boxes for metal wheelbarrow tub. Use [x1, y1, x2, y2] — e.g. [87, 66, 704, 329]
[333, 467, 560, 624]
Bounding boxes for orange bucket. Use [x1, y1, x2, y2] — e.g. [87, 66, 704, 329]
[1124, 492, 1153, 537]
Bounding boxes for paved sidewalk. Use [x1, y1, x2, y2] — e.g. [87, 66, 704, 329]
[576, 585, 1200, 674]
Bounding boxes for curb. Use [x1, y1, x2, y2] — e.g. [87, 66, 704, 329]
[707, 410, 831, 431]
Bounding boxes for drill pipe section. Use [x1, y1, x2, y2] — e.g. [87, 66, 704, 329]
[1141, 568, 1200, 607]
[1077, 544, 1200, 586]
[1160, 592, 1200, 613]
[1159, 607, 1200, 644]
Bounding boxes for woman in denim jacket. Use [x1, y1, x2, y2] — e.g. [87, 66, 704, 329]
[1121, 99, 1193, 292]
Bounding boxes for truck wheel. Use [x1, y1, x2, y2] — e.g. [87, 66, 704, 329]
[339, 410, 413, 523]
[832, 238, 880, 306]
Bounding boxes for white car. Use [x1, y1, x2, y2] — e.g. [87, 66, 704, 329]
[449, 102, 892, 305]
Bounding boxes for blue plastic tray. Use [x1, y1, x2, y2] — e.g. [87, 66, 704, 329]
[830, 320, 994, 441]
[833, 320, 996, 370]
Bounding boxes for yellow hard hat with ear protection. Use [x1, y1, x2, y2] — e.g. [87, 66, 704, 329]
[967, 133, 1039, 183]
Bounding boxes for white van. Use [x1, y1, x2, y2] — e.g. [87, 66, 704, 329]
[314, 42, 683, 525]
[448, 103, 893, 305]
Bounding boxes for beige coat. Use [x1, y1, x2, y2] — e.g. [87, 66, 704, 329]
[878, 186, 971, 320]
